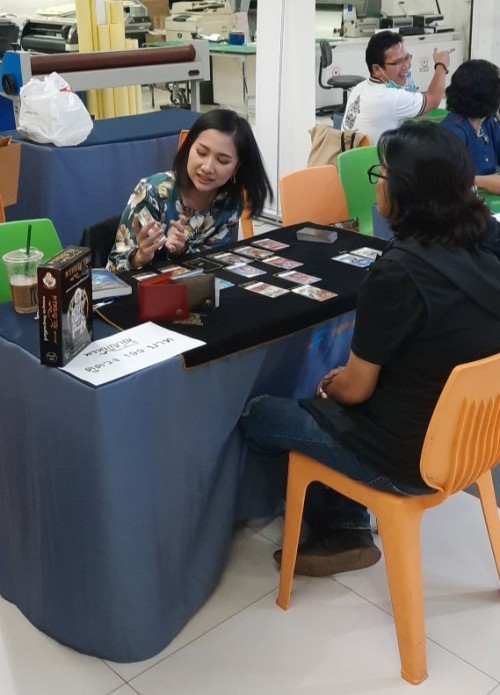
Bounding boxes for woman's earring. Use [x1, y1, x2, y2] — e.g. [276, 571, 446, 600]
[231, 174, 237, 184]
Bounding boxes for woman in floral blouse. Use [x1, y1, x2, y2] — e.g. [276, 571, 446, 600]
[107, 109, 273, 272]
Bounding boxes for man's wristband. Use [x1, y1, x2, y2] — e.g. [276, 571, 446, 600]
[434, 62, 449, 75]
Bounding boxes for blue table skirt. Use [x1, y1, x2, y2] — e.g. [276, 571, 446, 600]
[2, 110, 200, 248]
[0, 305, 354, 662]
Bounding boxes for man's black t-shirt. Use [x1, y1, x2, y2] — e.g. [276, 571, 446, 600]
[302, 230, 500, 487]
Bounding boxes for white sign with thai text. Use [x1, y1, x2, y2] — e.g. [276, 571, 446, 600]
[60, 322, 205, 386]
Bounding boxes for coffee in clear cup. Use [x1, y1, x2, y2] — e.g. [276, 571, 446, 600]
[2, 248, 44, 313]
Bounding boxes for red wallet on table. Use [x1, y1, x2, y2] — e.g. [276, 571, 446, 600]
[138, 273, 215, 322]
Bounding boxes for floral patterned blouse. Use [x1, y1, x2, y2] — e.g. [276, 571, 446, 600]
[106, 171, 243, 273]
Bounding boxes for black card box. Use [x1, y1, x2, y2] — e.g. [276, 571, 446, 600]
[38, 246, 93, 367]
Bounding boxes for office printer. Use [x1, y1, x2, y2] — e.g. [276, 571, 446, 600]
[20, 1, 151, 54]
[166, 1, 237, 41]
[344, 17, 379, 38]
[0, 18, 21, 57]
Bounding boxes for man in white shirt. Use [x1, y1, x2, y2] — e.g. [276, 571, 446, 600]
[342, 31, 451, 144]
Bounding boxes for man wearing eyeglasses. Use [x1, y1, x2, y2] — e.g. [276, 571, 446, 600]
[342, 31, 451, 144]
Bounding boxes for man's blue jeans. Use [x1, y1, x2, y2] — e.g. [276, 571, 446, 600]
[239, 395, 430, 532]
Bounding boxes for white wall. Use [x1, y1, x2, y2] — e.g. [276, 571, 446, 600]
[255, 1, 315, 218]
[471, 0, 500, 63]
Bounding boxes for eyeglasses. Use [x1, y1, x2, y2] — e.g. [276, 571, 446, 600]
[384, 53, 412, 67]
[367, 164, 387, 184]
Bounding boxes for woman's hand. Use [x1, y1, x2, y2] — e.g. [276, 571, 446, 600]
[130, 216, 166, 269]
[165, 215, 189, 256]
[476, 174, 500, 196]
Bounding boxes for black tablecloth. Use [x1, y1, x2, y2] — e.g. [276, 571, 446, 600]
[98, 223, 389, 368]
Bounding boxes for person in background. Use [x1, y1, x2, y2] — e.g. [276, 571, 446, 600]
[342, 31, 451, 144]
[441, 59, 500, 195]
[107, 108, 273, 272]
[239, 122, 500, 578]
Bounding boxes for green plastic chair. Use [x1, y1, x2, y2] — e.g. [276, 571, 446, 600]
[337, 146, 379, 236]
[0, 219, 63, 304]
[478, 190, 500, 214]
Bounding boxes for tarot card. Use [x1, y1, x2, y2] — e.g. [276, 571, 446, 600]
[216, 277, 234, 290]
[241, 281, 290, 298]
[275, 270, 321, 285]
[350, 247, 382, 261]
[332, 253, 373, 268]
[208, 251, 249, 265]
[226, 264, 267, 278]
[133, 271, 159, 282]
[291, 285, 337, 301]
[262, 256, 303, 270]
[184, 257, 223, 272]
[296, 227, 337, 243]
[232, 245, 275, 260]
[251, 238, 290, 251]
[157, 265, 202, 278]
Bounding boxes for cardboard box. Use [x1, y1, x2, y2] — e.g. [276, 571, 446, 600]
[142, 0, 169, 20]
[0, 137, 21, 207]
[152, 14, 168, 30]
[38, 246, 93, 367]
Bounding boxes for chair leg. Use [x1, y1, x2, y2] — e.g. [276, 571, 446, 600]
[276, 460, 309, 611]
[377, 505, 428, 685]
[476, 471, 500, 581]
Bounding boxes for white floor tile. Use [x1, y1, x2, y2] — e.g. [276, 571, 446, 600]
[335, 492, 500, 680]
[0, 596, 124, 695]
[129, 580, 496, 695]
[106, 526, 280, 681]
[109, 687, 140, 695]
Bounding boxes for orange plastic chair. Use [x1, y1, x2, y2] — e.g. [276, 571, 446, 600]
[279, 165, 348, 227]
[178, 129, 254, 239]
[277, 353, 500, 685]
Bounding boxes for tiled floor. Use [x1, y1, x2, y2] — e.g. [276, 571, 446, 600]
[0, 490, 499, 694]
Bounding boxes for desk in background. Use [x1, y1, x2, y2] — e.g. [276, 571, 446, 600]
[0, 226, 387, 662]
[1, 109, 199, 248]
[209, 43, 256, 119]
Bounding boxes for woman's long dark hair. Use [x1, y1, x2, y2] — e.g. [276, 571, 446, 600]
[173, 109, 273, 217]
[378, 121, 490, 247]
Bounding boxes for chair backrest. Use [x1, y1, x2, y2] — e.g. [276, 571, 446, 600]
[280, 165, 348, 227]
[318, 40, 333, 90]
[178, 129, 254, 239]
[337, 145, 379, 236]
[308, 125, 372, 168]
[80, 215, 121, 268]
[0, 219, 63, 303]
[420, 353, 500, 495]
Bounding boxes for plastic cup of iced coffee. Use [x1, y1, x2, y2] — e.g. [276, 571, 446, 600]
[2, 248, 44, 314]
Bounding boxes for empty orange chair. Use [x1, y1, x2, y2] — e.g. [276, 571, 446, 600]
[277, 352, 500, 685]
[279, 165, 348, 227]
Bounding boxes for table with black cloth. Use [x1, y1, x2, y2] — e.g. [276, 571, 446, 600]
[0, 224, 387, 662]
[1, 109, 200, 248]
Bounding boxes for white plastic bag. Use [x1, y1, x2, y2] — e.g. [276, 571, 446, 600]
[18, 72, 93, 147]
